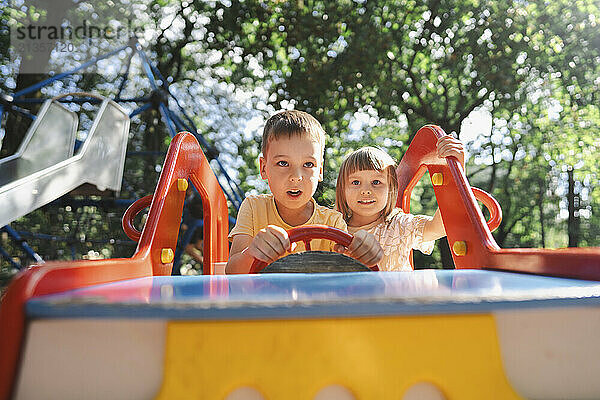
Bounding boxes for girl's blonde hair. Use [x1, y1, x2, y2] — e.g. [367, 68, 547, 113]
[335, 147, 399, 222]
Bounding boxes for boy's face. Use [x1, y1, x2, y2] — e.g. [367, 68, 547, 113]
[260, 136, 323, 213]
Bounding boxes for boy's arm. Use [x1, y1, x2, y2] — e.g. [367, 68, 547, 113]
[226, 234, 255, 274]
[226, 226, 293, 274]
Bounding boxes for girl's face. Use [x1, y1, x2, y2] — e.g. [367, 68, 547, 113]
[344, 169, 389, 226]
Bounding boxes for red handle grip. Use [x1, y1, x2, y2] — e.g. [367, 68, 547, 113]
[471, 187, 502, 232]
[122, 195, 153, 241]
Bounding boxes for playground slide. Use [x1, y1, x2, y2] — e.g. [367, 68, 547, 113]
[0, 100, 78, 186]
[0, 98, 130, 228]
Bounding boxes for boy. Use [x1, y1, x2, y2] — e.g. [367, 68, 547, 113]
[226, 110, 382, 274]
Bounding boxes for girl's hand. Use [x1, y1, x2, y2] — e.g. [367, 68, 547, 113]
[334, 229, 383, 267]
[437, 135, 465, 168]
[245, 225, 296, 264]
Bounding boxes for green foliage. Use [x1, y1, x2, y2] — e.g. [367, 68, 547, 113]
[203, 0, 535, 134]
[1, 0, 599, 273]
[200, 0, 600, 266]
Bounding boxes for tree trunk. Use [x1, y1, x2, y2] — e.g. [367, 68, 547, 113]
[567, 166, 580, 247]
[438, 237, 455, 269]
[3, 0, 72, 157]
[538, 184, 546, 248]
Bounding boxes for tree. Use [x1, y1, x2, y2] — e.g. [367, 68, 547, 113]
[199, 0, 600, 267]
[1, 0, 598, 273]
[0, 0, 270, 273]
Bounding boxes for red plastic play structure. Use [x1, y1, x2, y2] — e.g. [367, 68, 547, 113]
[1, 125, 600, 399]
[0, 132, 228, 400]
[398, 125, 600, 279]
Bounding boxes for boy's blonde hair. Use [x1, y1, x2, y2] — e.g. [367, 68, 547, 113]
[262, 110, 326, 157]
[335, 147, 399, 222]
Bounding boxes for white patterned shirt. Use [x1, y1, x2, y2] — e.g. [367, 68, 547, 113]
[347, 208, 435, 271]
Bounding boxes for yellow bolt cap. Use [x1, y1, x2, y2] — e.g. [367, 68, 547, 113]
[431, 172, 444, 186]
[161, 248, 174, 264]
[452, 241, 467, 256]
[177, 179, 188, 192]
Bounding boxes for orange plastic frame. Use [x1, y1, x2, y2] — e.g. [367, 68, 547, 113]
[397, 125, 600, 280]
[0, 132, 229, 400]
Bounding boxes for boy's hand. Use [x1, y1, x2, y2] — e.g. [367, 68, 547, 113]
[334, 229, 383, 267]
[243, 225, 296, 264]
[437, 135, 465, 168]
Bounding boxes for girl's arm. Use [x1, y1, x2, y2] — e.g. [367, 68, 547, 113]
[343, 229, 384, 267]
[423, 209, 445, 242]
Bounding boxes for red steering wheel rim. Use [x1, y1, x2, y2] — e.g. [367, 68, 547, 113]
[249, 225, 379, 273]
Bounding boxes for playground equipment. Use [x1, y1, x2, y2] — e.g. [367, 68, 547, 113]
[0, 96, 130, 229]
[1, 126, 600, 399]
[0, 40, 243, 268]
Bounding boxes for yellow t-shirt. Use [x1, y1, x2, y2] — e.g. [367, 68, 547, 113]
[228, 194, 347, 255]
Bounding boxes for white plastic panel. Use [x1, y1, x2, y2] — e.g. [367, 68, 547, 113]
[0, 100, 78, 187]
[0, 99, 130, 227]
[495, 306, 600, 399]
[15, 319, 165, 400]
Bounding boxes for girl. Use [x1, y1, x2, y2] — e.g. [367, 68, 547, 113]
[335, 136, 465, 271]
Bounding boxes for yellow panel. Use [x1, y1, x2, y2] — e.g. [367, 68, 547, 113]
[155, 314, 522, 399]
